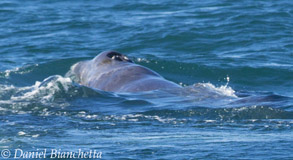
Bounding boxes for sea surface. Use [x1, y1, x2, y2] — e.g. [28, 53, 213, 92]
[0, 0, 293, 159]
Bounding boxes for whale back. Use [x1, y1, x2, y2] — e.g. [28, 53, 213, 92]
[70, 51, 181, 92]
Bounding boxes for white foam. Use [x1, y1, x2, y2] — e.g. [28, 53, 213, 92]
[32, 134, 40, 138]
[18, 131, 26, 136]
[0, 75, 74, 110]
[192, 82, 237, 98]
[204, 120, 216, 123]
[2, 64, 38, 77]
[10, 75, 73, 102]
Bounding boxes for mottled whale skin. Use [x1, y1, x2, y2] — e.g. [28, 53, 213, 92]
[70, 51, 181, 92]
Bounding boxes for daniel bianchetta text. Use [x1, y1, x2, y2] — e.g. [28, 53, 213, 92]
[2, 149, 102, 159]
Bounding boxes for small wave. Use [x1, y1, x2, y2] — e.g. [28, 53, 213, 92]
[0, 64, 38, 78]
[0, 74, 114, 105]
[74, 105, 292, 122]
[140, 105, 292, 120]
[0, 74, 127, 115]
[9, 75, 73, 103]
[0, 75, 75, 115]
[188, 82, 237, 98]
[71, 106, 293, 131]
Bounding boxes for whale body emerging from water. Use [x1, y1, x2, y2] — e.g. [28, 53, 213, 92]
[69, 51, 181, 92]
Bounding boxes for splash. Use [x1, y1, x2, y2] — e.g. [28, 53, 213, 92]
[10, 75, 73, 102]
[196, 76, 236, 98]
[195, 82, 237, 98]
[183, 82, 237, 100]
[0, 75, 76, 109]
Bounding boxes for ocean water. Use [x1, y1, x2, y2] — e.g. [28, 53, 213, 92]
[0, 0, 293, 159]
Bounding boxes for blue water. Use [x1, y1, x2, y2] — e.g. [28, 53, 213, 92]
[1, 0, 293, 159]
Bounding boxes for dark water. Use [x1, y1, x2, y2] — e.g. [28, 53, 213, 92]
[1, 0, 293, 159]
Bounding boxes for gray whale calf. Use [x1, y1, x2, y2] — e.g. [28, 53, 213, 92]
[69, 51, 181, 92]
